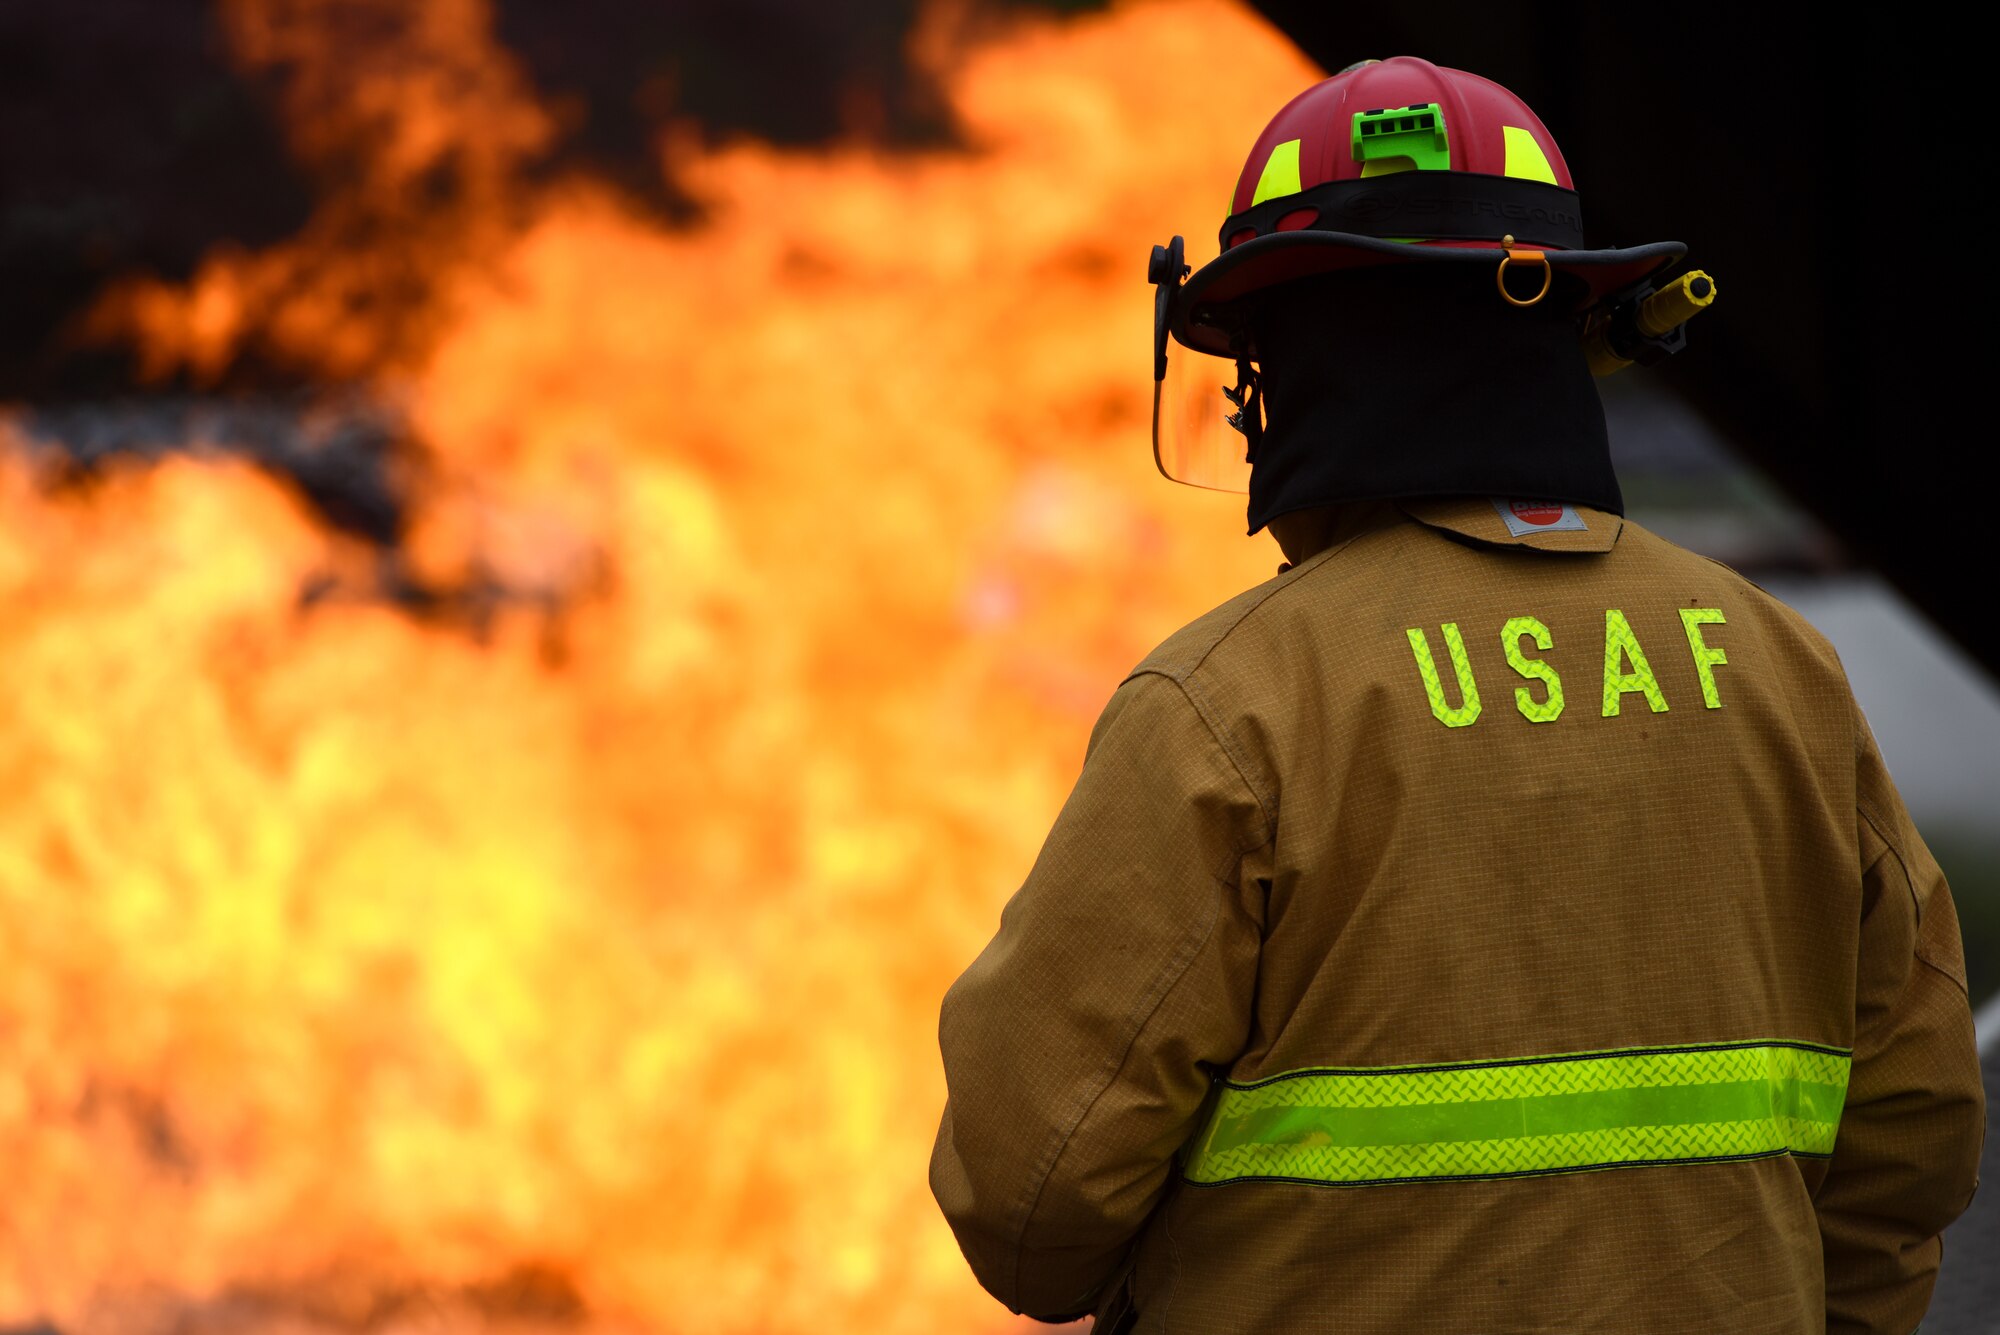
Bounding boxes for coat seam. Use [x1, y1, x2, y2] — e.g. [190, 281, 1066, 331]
[1168, 670, 1279, 842]
[1855, 800, 1970, 999]
[1855, 799, 1920, 924]
[997, 686, 1259, 1312]
[1002, 863, 1227, 1313]
[1912, 950, 1972, 999]
[1119, 527, 1410, 840]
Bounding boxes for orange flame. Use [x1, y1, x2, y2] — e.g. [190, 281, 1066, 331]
[1, 2, 1316, 1330]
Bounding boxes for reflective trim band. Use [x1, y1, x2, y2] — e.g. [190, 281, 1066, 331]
[1501, 124, 1559, 183]
[1249, 138, 1303, 207]
[1185, 1041, 1849, 1188]
[1216, 171, 1584, 252]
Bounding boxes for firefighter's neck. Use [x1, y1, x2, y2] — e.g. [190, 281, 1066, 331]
[1268, 501, 1396, 566]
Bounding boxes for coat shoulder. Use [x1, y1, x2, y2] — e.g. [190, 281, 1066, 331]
[1126, 525, 1417, 686]
[1619, 518, 1850, 681]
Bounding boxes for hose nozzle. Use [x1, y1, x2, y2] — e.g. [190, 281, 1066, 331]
[1585, 269, 1716, 376]
[1637, 271, 1716, 338]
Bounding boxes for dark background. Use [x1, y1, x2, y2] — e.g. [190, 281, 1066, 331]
[1253, 3, 1987, 675]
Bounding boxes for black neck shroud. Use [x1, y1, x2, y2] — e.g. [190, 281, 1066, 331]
[1243, 266, 1620, 534]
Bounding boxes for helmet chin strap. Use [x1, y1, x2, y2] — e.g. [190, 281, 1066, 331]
[1222, 357, 1262, 461]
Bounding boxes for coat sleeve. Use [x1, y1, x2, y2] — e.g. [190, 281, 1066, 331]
[928, 669, 1271, 1321]
[1815, 708, 1986, 1335]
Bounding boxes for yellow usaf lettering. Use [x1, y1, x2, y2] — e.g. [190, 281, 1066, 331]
[1408, 607, 1728, 727]
[1601, 608, 1669, 717]
[1679, 608, 1729, 708]
[1405, 624, 1482, 728]
[1501, 615, 1563, 723]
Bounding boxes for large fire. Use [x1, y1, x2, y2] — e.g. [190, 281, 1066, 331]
[0, 3, 1315, 1331]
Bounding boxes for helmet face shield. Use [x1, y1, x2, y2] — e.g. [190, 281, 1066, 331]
[1152, 343, 1255, 494]
[1149, 232, 1257, 494]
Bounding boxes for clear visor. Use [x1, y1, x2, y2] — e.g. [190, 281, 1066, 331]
[1152, 343, 1259, 494]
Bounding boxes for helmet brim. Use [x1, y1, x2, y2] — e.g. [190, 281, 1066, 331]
[1169, 232, 1687, 358]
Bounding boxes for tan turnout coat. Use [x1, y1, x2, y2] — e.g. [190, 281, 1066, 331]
[930, 499, 1984, 1335]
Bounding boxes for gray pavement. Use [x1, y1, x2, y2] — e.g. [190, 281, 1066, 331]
[1929, 1001, 2000, 1334]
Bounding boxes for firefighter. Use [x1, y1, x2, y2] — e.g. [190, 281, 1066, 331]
[929, 57, 1985, 1334]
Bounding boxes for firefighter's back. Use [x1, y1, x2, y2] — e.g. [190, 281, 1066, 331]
[933, 52, 1985, 1332]
[1123, 498, 1867, 1333]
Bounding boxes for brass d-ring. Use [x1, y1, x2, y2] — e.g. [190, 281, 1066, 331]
[1496, 247, 1551, 307]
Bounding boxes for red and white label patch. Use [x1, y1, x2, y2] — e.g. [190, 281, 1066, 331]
[1492, 498, 1589, 538]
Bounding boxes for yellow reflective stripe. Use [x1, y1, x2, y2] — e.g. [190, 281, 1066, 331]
[1359, 156, 1416, 179]
[1250, 138, 1303, 206]
[1502, 125, 1558, 183]
[1186, 1041, 1850, 1188]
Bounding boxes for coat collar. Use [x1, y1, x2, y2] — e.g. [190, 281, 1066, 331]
[1395, 496, 1623, 553]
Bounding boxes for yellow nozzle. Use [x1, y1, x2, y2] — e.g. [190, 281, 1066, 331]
[1584, 269, 1717, 377]
[1583, 314, 1629, 377]
[1636, 270, 1716, 338]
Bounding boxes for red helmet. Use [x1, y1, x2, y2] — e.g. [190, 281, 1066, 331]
[1166, 56, 1682, 358]
[1150, 57, 1686, 490]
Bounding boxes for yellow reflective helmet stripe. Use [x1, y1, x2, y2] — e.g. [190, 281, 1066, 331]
[1359, 155, 1416, 179]
[1184, 1040, 1850, 1188]
[1406, 623, 1482, 727]
[1501, 125, 1559, 183]
[1680, 608, 1729, 709]
[1250, 137, 1304, 206]
[1501, 615, 1564, 723]
[1602, 608, 1670, 716]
